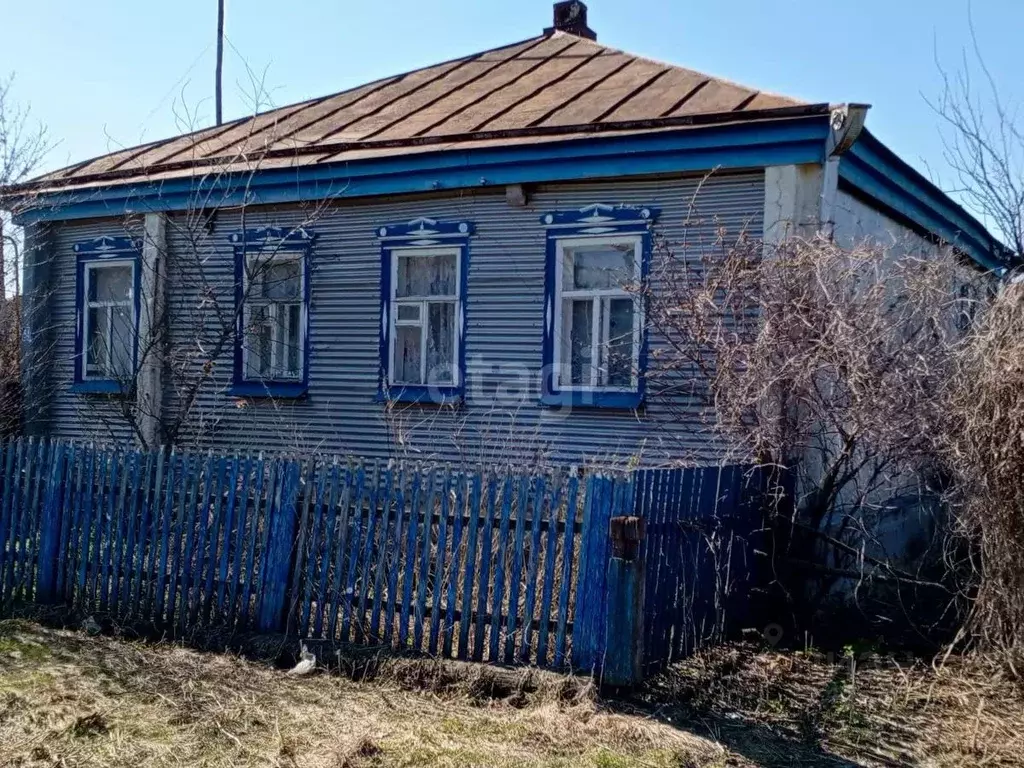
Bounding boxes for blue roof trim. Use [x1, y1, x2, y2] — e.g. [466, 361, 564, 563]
[13, 117, 832, 224]
[839, 130, 1009, 272]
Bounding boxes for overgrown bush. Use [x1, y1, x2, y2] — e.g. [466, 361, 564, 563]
[944, 281, 1024, 664]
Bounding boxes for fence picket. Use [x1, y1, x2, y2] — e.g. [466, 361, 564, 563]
[473, 473, 497, 662]
[326, 463, 353, 641]
[313, 460, 341, 639]
[215, 456, 241, 622]
[383, 467, 406, 646]
[442, 473, 465, 658]
[536, 478, 561, 666]
[504, 475, 529, 664]
[340, 463, 366, 643]
[489, 473, 514, 663]
[238, 455, 268, 630]
[355, 461, 381, 644]
[0, 439, 19, 603]
[412, 468, 436, 653]
[56, 443, 78, 597]
[369, 465, 395, 642]
[201, 458, 228, 624]
[428, 468, 451, 656]
[521, 474, 548, 663]
[178, 453, 203, 634]
[134, 452, 159, 619]
[397, 469, 421, 649]
[456, 473, 481, 661]
[151, 452, 176, 624]
[300, 460, 328, 637]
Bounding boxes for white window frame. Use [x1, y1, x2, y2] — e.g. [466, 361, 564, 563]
[388, 245, 461, 387]
[552, 234, 643, 392]
[81, 258, 137, 381]
[241, 250, 306, 381]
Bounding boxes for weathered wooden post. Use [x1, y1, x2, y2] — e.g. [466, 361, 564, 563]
[602, 514, 646, 688]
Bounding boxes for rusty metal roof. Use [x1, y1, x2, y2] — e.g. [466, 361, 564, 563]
[24, 31, 810, 193]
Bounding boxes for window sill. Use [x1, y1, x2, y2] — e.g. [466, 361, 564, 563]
[377, 386, 464, 405]
[229, 381, 308, 399]
[71, 380, 132, 396]
[540, 390, 644, 409]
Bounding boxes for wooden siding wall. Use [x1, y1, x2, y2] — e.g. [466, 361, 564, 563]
[37, 173, 764, 465]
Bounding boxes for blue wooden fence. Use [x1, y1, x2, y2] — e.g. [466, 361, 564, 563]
[0, 437, 762, 676]
[634, 465, 766, 671]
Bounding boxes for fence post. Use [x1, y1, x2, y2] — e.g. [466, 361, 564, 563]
[601, 514, 646, 688]
[36, 441, 67, 603]
[257, 459, 300, 633]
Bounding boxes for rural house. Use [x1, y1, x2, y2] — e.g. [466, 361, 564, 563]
[3, 2, 1007, 466]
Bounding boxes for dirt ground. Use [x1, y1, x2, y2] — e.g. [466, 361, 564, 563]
[0, 619, 1021, 767]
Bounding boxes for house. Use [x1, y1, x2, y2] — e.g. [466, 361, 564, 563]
[2, 2, 1008, 466]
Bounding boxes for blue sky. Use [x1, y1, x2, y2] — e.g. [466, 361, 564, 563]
[3, 0, 1021, 208]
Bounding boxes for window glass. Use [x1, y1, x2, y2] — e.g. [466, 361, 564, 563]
[88, 265, 132, 303]
[562, 243, 635, 291]
[394, 325, 422, 384]
[426, 302, 455, 384]
[396, 253, 457, 298]
[562, 298, 594, 386]
[260, 258, 301, 301]
[86, 307, 108, 373]
[605, 298, 635, 387]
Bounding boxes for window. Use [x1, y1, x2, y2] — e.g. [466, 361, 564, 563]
[377, 218, 473, 403]
[242, 253, 304, 380]
[230, 227, 314, 398]
[72, 236, 141, 394]
[390, 248, 459, 386]
[540, 204, 657, 408]
[555, 236, 642, 390]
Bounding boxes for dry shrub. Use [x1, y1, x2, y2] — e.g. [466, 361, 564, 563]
[648, 232, 967, 627]
[944, 280, 1024, 663]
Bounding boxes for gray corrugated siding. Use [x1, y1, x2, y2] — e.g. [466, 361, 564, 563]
[40, 172, 764, 466]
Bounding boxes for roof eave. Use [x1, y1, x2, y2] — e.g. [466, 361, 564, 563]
[838, 128, 1013, 273]
[7, 113, 835, 224]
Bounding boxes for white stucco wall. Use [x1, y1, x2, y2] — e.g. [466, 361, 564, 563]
[832, 189, 943, 259]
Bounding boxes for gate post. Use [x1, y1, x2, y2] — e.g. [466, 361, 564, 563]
[602, 515, 646, 688]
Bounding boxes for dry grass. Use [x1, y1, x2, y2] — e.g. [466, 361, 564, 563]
[645, 643, 1024, 767]
[0, 619, 723, 768]
[3, 620, 1022, 767]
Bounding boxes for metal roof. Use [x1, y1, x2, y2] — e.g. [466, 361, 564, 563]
[23, 31, 809, 193]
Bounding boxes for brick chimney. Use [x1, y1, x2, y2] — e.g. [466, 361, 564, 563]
[545, 1, 597, 41]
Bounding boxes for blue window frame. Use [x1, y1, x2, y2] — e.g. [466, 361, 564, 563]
[72, 235, 142, 394]
[229, 226, 315, 398]
[540, 204, 658, 409]
[376, 217, 473, 404]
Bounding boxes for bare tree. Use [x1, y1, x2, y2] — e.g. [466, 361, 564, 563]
[932, 14, 1023, 260]
[645, 229, 974, 630]
[927, 21, 1024, 664]
[0, 74, 51, 437]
